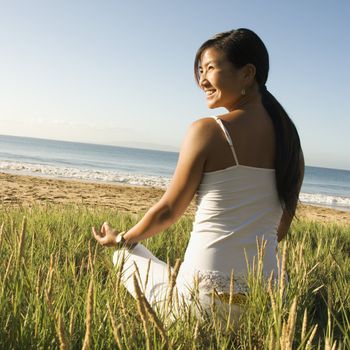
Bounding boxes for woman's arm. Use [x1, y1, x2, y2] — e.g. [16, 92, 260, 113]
[93, 119, 213, 247]
[277, 149, 305, 242]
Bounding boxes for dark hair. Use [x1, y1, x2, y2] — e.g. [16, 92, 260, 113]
[194, 28, 302, 215]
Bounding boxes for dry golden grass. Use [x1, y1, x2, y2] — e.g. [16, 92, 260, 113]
[0, 204, 349, 348]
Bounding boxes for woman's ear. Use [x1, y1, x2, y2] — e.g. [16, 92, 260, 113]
[242, 63, 256, 85]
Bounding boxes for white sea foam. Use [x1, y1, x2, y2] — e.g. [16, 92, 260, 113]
[299, 192, 350, 210]
[0, 161, 170, 188]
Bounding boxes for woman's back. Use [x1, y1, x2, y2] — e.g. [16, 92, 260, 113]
[204, 107, 276, 173]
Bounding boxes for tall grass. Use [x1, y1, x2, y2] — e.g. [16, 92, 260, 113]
[0, 204, 349, 349]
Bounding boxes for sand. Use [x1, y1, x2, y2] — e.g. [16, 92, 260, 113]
[0, 172, 349, 226]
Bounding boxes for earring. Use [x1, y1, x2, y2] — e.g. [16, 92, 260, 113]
[241, 88, 246, 96]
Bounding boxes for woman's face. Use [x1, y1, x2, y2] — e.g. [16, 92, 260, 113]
[198, 47, 244, 111]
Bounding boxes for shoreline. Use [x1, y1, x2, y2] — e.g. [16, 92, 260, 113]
[1, 172, 349, 225]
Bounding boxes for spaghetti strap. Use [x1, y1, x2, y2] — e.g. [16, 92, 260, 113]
[212, 116, 239, 165]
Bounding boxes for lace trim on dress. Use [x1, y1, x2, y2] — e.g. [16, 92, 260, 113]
[192, 269, 249, 295]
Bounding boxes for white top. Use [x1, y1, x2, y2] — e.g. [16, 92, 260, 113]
[178, 116, 283, 295]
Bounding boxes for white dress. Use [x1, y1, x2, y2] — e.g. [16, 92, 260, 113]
[113, 116, 283, 322]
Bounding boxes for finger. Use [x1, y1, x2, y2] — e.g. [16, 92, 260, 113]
[92, 227, 101, 242]
[102, 222, 110, 235]
[99, 225, 106, 237]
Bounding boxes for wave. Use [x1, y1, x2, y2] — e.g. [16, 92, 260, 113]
[0, 161, 170, 188]
[299, 192, 350, 211]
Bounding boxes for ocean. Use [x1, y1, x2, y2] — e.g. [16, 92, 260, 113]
[1, 134, 350, 211]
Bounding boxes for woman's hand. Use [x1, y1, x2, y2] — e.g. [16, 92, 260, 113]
[92, 222, 122, 247]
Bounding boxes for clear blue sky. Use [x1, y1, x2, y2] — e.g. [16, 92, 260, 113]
[1, 0, 349, 170]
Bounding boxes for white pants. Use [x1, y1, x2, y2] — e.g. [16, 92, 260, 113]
[112, 243, 244, 326]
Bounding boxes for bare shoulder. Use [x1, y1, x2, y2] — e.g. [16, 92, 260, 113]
[187, 117, 219, 141]
[178, 117, 219, 160]
[191, 116, 217, 129]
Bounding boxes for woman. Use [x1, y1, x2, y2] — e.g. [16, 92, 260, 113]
[92, 28, 304, 323]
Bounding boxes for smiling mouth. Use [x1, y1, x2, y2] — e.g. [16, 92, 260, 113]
[205, 90, 215, 97]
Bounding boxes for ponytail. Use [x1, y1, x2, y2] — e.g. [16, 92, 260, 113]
[260, 86, 302, 215]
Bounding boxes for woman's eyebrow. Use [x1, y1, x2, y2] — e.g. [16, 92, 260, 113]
[199, 60, 215, 69]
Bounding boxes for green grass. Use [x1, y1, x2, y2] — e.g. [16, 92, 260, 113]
[0, 204, 349, 349]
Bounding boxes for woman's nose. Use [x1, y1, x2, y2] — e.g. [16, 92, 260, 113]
[199, 72, 208, 88]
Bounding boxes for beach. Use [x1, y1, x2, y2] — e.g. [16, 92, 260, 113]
[1, 172, 349, 225]
[0, 172, 195, 216]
